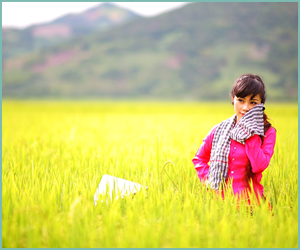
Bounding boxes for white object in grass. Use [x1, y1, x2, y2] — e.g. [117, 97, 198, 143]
[94, 174, 146, 205]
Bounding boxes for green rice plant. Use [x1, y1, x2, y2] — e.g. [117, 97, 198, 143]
[2, 100, 298, 247]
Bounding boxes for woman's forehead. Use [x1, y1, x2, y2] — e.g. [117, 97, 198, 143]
[237, 94, 261, 100]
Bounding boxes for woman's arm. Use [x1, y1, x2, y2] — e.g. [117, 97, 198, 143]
[192, 125, 217, 183]
[245, 127, 276, 173]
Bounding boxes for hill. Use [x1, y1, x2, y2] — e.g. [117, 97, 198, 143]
[2, 3, 141, 60]
[2, 2, 298, 101]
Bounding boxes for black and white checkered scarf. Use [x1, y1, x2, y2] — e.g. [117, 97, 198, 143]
[207, 103, 265, 190]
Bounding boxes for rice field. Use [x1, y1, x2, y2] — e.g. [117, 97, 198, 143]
[2, 100, 298, 247]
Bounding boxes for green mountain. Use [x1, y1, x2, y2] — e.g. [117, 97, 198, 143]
[2, 3, 141, 60]
[3, 2, 298, 101]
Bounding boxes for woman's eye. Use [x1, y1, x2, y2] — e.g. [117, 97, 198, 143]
[238, 99, 243, 102]
[251, 102, 257, 105]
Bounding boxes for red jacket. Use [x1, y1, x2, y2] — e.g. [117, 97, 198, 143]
[192, 125, 276, 201]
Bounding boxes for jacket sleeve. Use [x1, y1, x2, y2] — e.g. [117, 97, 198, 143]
[245, 127, 276, 173]
[192, 125, 218, 183]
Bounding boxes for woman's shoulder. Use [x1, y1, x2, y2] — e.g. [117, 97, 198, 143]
[266, 126, 276, 135]
[265, 126, 276, 142]
[208, 124, 219, 136]
[205, 116, 235, 138]
[202, 124, 219, 143]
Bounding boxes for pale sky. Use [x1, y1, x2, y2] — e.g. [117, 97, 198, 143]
[2, 2, 190, 29]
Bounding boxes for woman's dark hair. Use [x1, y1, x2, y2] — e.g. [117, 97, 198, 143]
[231, 74, 266, 104]
[230, 74, 274, 188]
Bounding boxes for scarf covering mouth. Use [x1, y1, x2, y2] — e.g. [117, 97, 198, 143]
[207, 103, 265, 190]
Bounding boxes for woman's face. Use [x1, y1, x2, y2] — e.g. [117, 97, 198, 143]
[232, 94, 262, 122]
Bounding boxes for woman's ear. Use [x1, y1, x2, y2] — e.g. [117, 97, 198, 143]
[231, 96, 234, 105]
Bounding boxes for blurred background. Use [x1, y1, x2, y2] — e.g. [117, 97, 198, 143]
[2, 2, 298, 102]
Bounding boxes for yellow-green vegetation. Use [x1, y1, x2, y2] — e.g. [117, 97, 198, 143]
[2, 101, 298, 247]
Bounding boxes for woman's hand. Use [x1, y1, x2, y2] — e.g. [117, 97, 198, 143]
[230, 104, 264, 144]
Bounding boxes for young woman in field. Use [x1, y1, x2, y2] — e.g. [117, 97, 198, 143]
[192, 74, 276, 205]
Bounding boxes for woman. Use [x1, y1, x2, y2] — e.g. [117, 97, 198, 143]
[192, 74, 276, 204]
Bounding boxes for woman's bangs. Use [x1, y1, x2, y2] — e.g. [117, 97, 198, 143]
[234, 79, 264, 100]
